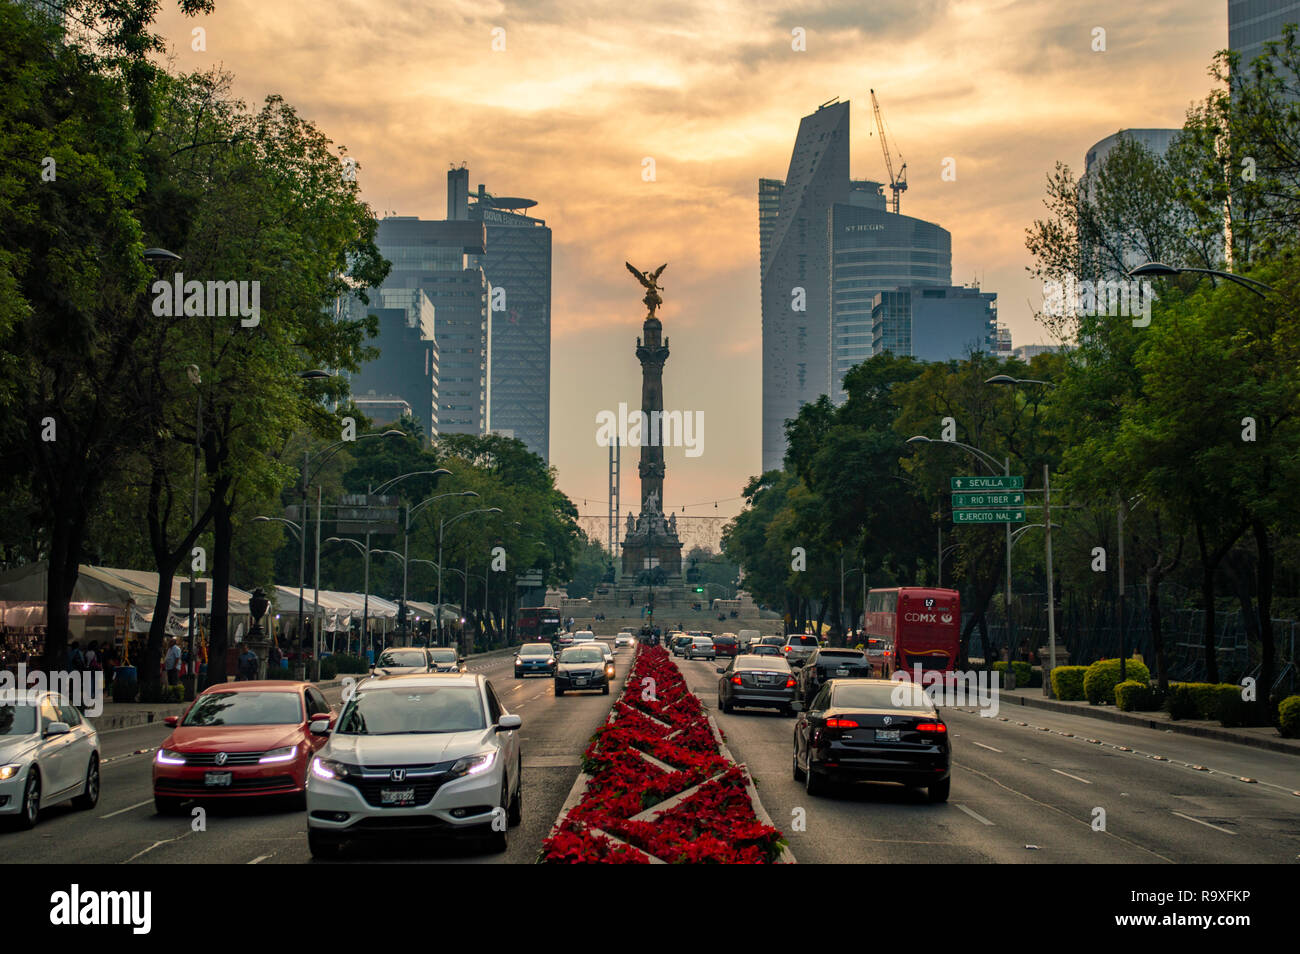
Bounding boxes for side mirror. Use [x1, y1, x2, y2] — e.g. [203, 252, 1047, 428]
[715, 667, 726, 674]
[44, 721, 70, 737]
[164, 715, 180, 728]
[309, 718, 331, 735]
[497, 714, 522, 731]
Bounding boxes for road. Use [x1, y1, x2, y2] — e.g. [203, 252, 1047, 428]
[673, 655, 1300, 864]
[5, 646, 627, 864]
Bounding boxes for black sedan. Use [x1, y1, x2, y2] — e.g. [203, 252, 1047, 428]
[716, 655, 798, 715]
[554, 645, 612, 696]
[792, 679, 950, 802]
[797, 648, 873, 703]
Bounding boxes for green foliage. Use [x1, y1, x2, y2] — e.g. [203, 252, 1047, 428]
[1083, 658, 1150, 705]
[1278, 696, 1300, 738]
[993, 661, 1033, 688]
[319, 657, 338, 681]
[1165, 682, 1244, 721]
[1114, 680, 1157, 711]
[1050, 666, 1088, 701]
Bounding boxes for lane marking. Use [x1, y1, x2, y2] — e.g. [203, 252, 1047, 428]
[100, 799, 153, 819]
[247, 854, 274, 864]
[1171, 811, 1236, 835]
[122, 831, 193, 863]
[953, 802, 994, 826]
[971, 741, 1003, 753]
[1051, 769, 1091, 784]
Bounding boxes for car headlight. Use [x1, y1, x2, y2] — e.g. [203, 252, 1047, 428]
[259, 745, 298, 764]
[547, 658, 555, 665]
[0, 763, 22, 781]
[448, 750, 497, 779]
[156, 749, 186, 766]
[311, 757, 355, 781]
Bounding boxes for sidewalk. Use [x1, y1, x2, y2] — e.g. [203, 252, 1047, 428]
[88, 644, 519, 733]
[996, 686, 1300, 757]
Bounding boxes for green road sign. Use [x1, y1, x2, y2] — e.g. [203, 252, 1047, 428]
[952, 508, 1026, 524]
[951, 491, 1025, 509]
[950, 475, 1024, 491]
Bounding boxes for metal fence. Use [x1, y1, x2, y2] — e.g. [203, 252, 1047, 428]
[970, 582, 1297, 695]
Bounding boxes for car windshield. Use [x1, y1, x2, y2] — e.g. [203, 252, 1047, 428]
[378, 650, 426, 668]
[519, 644, 551, 655]
[820, 651, 867, 661]
[183, 691, 303, 726]
[790, 636, 819, 646]
[336, 686, 485, 735]
[429, 649, 458, 663]
[693, 638, 713, 645]
[752, 646, 780, 655]
[832, 683, 936, 711]
[0, 704, 37, 736]
[737, 656, 790, 671]
[561, 648, 603, 663]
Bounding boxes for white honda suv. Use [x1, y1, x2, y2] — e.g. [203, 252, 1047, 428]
[305, 673, 522, 858]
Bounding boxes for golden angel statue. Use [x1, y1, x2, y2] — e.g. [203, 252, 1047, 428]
[625, 261, 667, 318]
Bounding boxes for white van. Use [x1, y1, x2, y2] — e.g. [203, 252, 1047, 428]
[737, 630, 761, 651]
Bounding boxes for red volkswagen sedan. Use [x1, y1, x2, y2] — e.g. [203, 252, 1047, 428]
[153, 681, 335, 814]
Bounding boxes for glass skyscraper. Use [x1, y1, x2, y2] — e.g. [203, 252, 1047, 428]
[1229, 0, 1300, 66]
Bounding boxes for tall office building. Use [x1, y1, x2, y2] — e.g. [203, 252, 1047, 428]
[829, 198, 951, 401]
[346, 288, 440, 440]
[1229, 1, 1300, 66]
[449, 171, 552, 461]
[374, 217, 490, 436]
[760, 100, 851, 473]
[871, 285, 997, 362]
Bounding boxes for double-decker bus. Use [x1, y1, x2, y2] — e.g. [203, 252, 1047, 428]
[517, 606, 562, 643]
[862, 587, 960, 678]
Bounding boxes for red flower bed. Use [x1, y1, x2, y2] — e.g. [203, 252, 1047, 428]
[541, 646, 785, 864]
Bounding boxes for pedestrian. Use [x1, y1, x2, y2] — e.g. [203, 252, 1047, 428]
[65, 640, 84, 672]
[237, 643, 258, 681]
[268, 638, 283, 670]
[163, 637, 182, 686]
[84, 640, 99, 672]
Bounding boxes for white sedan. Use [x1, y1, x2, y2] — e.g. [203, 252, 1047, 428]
[614, 634, 634, 649]
[0, 691, 100, 829]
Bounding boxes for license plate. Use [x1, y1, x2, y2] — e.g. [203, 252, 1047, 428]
[381, 788, 416, 806]
[574, 677, 587, 686]
[836, 668, 849, 676]
[759, 675, 777, 685]
[875, 729, 900, 741]
[204, 771, 232, 787]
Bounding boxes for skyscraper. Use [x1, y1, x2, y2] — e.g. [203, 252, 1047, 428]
[343, 288, 440, 441]
[1229, 0, 1300, 66]
[452, 173, 552, 461]
[829, 198, 951, 401]
[871, 285, 997, 362]
[760, 100, 850, 473]
[373, 217, 490, 436]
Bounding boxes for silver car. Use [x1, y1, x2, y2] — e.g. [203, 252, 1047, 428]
[305, 673, 522, 857]
[371, 647, 432, 676]
[0, 691, 100, 828]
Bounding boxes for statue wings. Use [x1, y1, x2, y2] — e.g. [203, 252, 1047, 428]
[625, 261, 668, 289]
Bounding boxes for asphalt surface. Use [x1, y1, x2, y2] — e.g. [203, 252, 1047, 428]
[674, 654, 1300, 864]
[5, 645, 627, 864]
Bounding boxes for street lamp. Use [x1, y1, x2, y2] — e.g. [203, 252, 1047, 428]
[907, 434, 1011, 674]
[1128, 261, 1274, 298]
[184, 364, 202, 685]
[436, 507, 502, 646]
[404, 491, 479, 643]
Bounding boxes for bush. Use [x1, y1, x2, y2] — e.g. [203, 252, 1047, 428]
[1279, 695, 1300, 738]
[160, 684, 186, 703]
[1051, 666, 1089, 701]
[1083, 658, 1150, 705]
[994, 661, 1033, 688]
[1166, 682, 1243, 721]
[319, 657, 338, 680]
[1114, 679, 1158, 711]
[329, 653, 369, 675]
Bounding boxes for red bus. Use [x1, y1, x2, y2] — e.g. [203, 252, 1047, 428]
[862, 587, 960, 678]
[518, 606, 562, 642]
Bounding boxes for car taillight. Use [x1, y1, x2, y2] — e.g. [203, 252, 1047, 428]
[916, 722, 947, 733]
[731, 676, 743, 685]
[825, 718, 858, 728]
[785, 677, 797, 687]
[782, 645, 790, 652]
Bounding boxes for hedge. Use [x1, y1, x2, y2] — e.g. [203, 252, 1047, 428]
[1115, 680, 1159, 712]
[319, 657, 338, 680]
[329, 653, 370, 674]
[1083, 658, 1150, 705]
[994, 661, 1033, 688]
[1279, 696, 1300, 738]
[1165, 682, 1244, 722]
[1051, 666, 1088, 700]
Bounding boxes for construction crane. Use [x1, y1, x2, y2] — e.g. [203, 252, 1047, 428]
[870, 89, 908, 214]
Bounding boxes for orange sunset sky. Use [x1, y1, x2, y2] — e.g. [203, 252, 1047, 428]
[154, 0, 1226, 537]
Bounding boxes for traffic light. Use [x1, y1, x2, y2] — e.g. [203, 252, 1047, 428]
[693, 586, 704, 593]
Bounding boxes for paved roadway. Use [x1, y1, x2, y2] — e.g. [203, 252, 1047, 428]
[674, 655, 1300, 864]
[5, 645, 628, 865]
